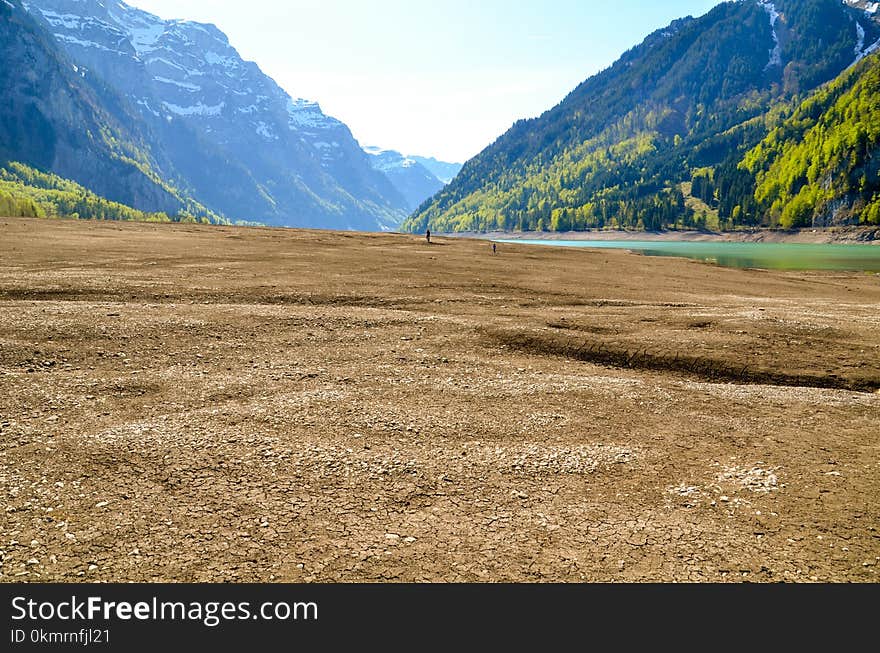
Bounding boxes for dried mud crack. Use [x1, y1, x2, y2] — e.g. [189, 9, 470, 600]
[1, 218, 878, 583]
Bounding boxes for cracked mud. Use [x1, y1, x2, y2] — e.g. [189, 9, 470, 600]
[1, 218, 878, 582]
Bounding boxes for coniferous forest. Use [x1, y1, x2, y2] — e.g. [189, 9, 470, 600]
[0, 162, 224, 223]
[405, 0, 880, 233]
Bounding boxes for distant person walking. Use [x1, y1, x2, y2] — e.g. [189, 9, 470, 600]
[492, 243, 497, 255]
[426, 229, 431, 244]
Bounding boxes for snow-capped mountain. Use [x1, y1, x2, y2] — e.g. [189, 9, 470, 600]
[409, 156, 463, 185]
[23, 0, 408, 230]
[1, 0, 204, 217]
[364, 147, 453, 212]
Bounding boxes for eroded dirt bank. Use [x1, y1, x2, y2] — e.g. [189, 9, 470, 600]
[1, 217, 878, 582]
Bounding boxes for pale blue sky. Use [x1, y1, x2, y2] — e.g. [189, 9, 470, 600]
[128, 0, 722, 162]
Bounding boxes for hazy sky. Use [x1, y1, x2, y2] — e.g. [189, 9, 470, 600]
[127, 0, 721, 162]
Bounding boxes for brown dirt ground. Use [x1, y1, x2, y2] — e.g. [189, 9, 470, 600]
[1, 217, 879, 583]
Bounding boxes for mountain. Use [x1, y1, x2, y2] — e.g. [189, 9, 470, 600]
[22, 0, 408, 230]
[364, 147, 447, 212]
[0, 0, 217, 221]
[405, 0, 880, 233]
[409, 156, 463, 185]
[718, 51, 880, 227]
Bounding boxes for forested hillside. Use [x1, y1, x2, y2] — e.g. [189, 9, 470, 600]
[0, 162, 225, 223]
[405, 0, 880, 233]
[724, 54, 880, 227]
[0, 0, 221, 222]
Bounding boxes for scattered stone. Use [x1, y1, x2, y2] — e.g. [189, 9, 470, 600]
[2, 221, 877, 584]
[718, 464, 781, 494]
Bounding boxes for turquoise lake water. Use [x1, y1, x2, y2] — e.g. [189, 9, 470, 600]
[501, 239, 880, 272]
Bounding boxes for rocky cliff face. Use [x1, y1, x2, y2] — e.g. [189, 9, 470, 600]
[0, 0, 189, 214]
[24, 0, 408, 230]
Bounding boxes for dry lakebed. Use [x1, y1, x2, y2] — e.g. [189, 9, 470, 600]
[1, 217, 878, 582]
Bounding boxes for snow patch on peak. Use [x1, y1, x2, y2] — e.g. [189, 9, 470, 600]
[105, 2, 166, 54]
[757, 1, 782, 69]
[255, 122, 278, 141]
[136, 99, 160, 117]
[32, 9, 82, 29]
[153, 76, 200, 91]
[121, 20, 163, 54]
[286, 98, 341, 131]
[176, 21, 227, 43]
[54, 33, 121, 54]
[204, 51, 238, 69]
[364, 147, 418, 173]
[162, 100, 224, 117]
[287, 98, 320, 113]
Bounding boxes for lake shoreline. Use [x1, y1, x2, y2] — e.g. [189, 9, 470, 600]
[441, 226, 879, 245]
